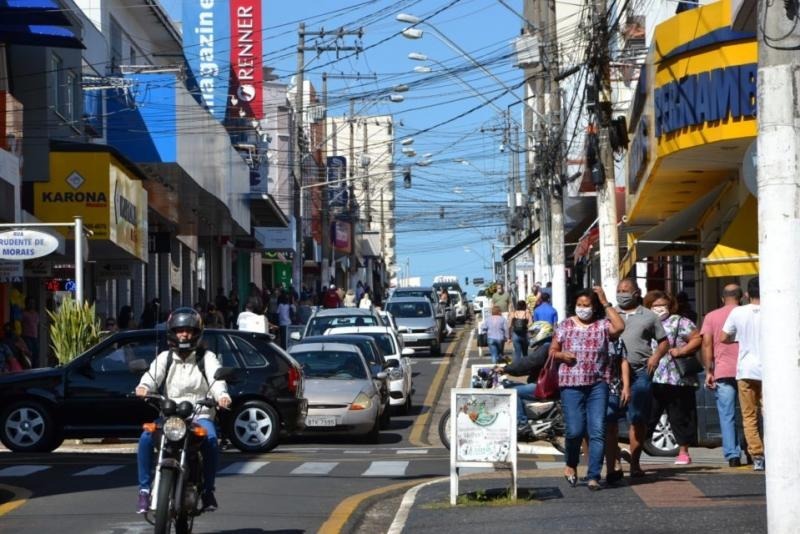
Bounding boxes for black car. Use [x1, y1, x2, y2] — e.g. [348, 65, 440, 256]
[0, 329, 307, 454]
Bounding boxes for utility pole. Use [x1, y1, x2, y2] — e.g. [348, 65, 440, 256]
[592, 0, 619, 300]
[507, 113, 518, 292]
[545, 0, 566, 320]
[757, 1, 800, 529]
[349, 98, 357, 289]
[293, 23, 305, 291]
[321, 73, 330, 289]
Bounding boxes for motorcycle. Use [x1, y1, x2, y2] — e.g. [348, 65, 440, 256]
[129, 359, 236, 534]
[438, 367, 565, 453]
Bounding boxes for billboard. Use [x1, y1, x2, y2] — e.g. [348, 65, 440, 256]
[230, 0, 263, 120]
[327, 156, 349, 208]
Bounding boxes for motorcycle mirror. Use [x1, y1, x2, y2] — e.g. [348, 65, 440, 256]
[128, 359, 150, 373]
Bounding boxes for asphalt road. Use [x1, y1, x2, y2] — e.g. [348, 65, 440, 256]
[0, 323, 474, 534]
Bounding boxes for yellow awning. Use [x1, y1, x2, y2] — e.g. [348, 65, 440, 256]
[703, 195, 759, 278]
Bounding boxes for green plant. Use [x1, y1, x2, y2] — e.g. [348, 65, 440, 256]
[48, 296, 101, 365]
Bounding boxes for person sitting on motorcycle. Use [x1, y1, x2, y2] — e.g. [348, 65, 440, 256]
[135, 307, 232, 514]
[495, 321, 554, 434]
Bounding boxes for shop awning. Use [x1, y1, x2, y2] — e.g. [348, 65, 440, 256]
[502, 229, 540, 264]
[0, 24, 84, 49]
[0, 0, 72, 25]
[619, 183, 724, 276]
[702, 194, 758, 278]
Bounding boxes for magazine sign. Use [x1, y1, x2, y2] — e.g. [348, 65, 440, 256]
[450, 388, 517, 505]
[0, 230, 60, 260]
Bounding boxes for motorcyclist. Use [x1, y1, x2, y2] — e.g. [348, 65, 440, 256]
[134, 307, 231, 514]
[495, 321, 554, 434]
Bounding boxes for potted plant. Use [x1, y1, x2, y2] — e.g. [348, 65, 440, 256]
[48, 296, 101, 365]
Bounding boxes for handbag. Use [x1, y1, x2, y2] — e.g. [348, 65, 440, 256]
[534, 352, 560, 399]
[477, 332, 488, 347]
[670, 316, 703, 377]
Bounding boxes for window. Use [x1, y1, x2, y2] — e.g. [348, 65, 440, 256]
[203, 334, 239, 368]
[90, 339, 159, 373]
[49, 54, 62, 112]
[64, 71, 75, 120]
[291, 351, 366, 380]
[110, 18, 122, 72]
[232, 337, 269, 368]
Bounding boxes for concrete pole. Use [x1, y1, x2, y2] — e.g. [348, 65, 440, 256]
[321, 73, 331, 289]
[757, 1, 800, 529]
[293, 23, 305, 291]
[593, 0, 619, 299]
[348, 99, 357, 289]
[508, 118, 518, 293]
[74, 216, 84, 305]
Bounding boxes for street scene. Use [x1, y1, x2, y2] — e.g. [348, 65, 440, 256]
[0, 0, 796, 532]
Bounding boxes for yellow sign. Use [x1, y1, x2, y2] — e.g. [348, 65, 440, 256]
[35, 151, 148, 261]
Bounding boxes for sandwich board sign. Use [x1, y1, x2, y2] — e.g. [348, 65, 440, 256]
[450, 388, 517, 504]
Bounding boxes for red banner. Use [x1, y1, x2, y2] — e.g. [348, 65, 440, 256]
[230, 0, 263, 119]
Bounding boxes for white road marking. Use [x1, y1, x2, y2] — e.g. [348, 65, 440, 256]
[218, 461, 269, 475]
[290, 462, 338, 475]
[396, 449, 428, 455]
[344, 450, 368, 454]
[429, 361, 449, 365]
[456, 328, 474, 387]
[73, 465, 124, 476]
[362, 461, 409, 477]
[0, 465, 50, 477]
[387, 477, 448, 534]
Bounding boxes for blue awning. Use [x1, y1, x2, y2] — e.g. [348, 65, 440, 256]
[0, 0, 72, 26]
[0, 24, 84, 49]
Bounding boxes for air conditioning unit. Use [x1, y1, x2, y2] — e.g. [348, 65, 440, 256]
[514, 34, 540, 69]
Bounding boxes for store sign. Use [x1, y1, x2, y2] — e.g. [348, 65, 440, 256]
[0, 230, 59, 260]
[25, 259, 52, 277]
[327, 156, 349, 208]
[654, 63, 757, 137]
[230, 0, 263, 119]
[627, 116, 650, 192]
[332, 220, 351, 253]
[184, 0, 231, 122]
[0, 261, 23, 282]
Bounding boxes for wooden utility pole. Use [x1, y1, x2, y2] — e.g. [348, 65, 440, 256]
[757, 0, 800, 528]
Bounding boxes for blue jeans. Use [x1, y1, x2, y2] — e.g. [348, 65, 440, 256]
[506, 382, 537, 425]
[561, 382, 608, 482]
[715, 378, 742, 460]
[138, 418, 219, 493]
[511, 332, 528, 365]
[627, 368, 653, 424]
[487, 338, 504, 364]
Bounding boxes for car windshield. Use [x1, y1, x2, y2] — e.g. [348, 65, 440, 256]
[477, 290, 486, 297]
[291, 350, 367, 380]
[308, 315, 379, 336]
[361, 333, 395, 355]
[387, 302, 431, 318]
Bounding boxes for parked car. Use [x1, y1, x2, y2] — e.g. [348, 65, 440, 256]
[295, 334, 392, 428]
[384, 297, 442, 356]
[389, 286, 446, 339]
[288, 342, 385, 442]
[325, 326, 414, 413]
[0, 329, 306, 453]
[472, 287, 490, 315]
[298, 307, 384, 338]
[378, 310, 400, 334]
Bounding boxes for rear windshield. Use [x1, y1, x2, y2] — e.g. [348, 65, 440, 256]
[307, 315, 379, 336]
[477, 290, 486, 297]
[387, 301, 432, 318]
[394, 290, 432, 301]
[291, 350, 367, 380]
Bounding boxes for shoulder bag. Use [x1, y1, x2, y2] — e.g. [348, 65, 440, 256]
[671, 317, 703, 377]
[534, 352, 560, 399]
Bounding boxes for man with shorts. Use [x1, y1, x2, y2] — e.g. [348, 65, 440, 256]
[614, 278, 668, 477]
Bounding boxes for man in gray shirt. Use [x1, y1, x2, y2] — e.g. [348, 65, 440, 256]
[611, 278, 668, 478]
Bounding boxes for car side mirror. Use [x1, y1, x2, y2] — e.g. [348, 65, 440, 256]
[401, 347, 415, 356]
[214, 366, 241, 383]
[375, 371, 388, 380]
[290, 331, 301, 341]
[128, 359, 150, 373]
[384, 359, 400, 369]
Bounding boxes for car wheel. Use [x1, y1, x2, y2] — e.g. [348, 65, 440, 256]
[401, 393, 412, 415]
[644, 411, 680, 457]
[0, 400, 62, 452]
[364, 415, 381, 444]
[431, 342, 442, 357]
[379, 401, 391, 430]
[227, 400, 280, 453]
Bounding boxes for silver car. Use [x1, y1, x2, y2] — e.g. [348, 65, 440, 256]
[288, 342, 386, 442]
[384, 297, 442, 356]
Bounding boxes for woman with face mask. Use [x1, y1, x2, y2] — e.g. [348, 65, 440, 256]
[549, 287, 625, 490]
[644, 290, 702, 465]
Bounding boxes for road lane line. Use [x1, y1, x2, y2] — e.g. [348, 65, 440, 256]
[73, 465, 124, 476]
[0, 465, 50, 477]
[344, 450, 368, 454]
[396, 449, 428, 455]
[291, 462, 338, 475]
[0, 484, 31, 517]
[361, 461, 409, 477]
[455, 328, 474, 388]
[218, 461, 269, 475]
[387, 477, 448, 534]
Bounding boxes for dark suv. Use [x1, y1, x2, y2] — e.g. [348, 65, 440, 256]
[0, 329, 307, 453]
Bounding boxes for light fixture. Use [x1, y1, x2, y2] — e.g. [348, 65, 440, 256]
[402, 28, 423, 39]
[413, 66, 432, 74]
[388, 94, 405, 103]
[401, 137, 414, 145]
[396, 13, 422, 24]
[393, 84, 410, 92]
[408, 52, 428, 61]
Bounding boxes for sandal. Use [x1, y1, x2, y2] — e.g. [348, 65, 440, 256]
[564, 469, 578, 487]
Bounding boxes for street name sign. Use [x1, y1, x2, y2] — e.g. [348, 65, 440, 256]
[0, 230, 59, 260]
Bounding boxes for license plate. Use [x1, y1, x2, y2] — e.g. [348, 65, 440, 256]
[306, 415, 337, 427]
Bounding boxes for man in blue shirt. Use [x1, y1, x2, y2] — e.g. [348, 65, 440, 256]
[533, 291, 558, 325]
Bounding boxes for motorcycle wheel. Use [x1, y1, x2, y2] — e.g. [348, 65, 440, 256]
[438, 409, 451, 450]
[154, 468, 176, 534]
[175, 512, 192, 534]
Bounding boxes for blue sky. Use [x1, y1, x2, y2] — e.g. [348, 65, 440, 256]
[164, 0, 524, 295]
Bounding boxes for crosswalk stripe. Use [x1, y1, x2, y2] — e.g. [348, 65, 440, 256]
[73, 465, 124, 476]
[362, 461, 409, 477]
[218, 461, 269, 475]
[0, 465, 50, 477]
[290, 462, 338, 475]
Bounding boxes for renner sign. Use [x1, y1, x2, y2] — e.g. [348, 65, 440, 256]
[0, 230, 59, 260]
[230, 0, 263, 119]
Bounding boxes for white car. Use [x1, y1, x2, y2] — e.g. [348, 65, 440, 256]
[326, 325, 414, 413]
[378, 310, 400, 334]
[448, 290, 468, 323]
[473, 288, 490, 314]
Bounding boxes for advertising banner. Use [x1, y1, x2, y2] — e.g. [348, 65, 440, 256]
[332, 219, 351, 253]
[230, 0, 263, 120]
[183, 0, 231, 122]
[327, 156, 349, 207]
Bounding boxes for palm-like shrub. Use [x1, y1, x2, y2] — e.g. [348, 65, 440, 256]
[48, 296, 101, 365]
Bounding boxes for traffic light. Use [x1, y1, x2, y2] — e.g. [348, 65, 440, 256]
[439, 206, 445, 219]
[465, 276, 469, 286]
[403, 167, 411, 188]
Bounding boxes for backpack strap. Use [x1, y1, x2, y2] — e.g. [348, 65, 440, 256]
[159, 350, 173, 396]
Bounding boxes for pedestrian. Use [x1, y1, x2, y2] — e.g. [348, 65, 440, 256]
[268, 289, 280, 322]
[295, 296, 314, 326]
[644, 290, 702, 466]
[533, 291, 559, 326]
[117, 305, 135, 330]
[277, 294, 293, 346]
[676, 291, 698, 323]
[322, 284, 341, 308]
[548, 287, 624, 490]
[104, 317, 118, 333]
[214, 287, 229, 317]
[21, 298, 39, 363]
[611, 278, 669, 478]
[491, 282, 512, 319]
[358, 291, 373, 309]
[1, 321, 32, 370]
[509, 300, 532, 365]
[204, 303, 225, 328]
[356, 280, 365, 303]
[237, 297, 269, 334]
[721, 276, 764, 471]
[701, 283, 743, 466]
[343, 289, 357, 307]
[227, 290, 240, 328]
[439, 288, 454, 336]
[139, 298, 160, 329]
[480, 306, 508, 364]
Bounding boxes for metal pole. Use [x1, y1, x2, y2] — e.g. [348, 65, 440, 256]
[294, 23, 305, 291]
[321, 72, 330, 289]
[757, 0, 800, 528]
[349, 99, 357, 289]
[74, 216, 84, 305]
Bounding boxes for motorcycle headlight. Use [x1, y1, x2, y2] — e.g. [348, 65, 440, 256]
[388, 367, 404, 380]
[163, 417, 187, 442]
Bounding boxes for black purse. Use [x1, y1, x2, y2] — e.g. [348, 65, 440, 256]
[477, 332, 488, 347]
[670, 317, 703, 377]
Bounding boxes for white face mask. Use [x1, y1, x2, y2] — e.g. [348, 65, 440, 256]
[652, 306, 670, 321]
[575, 306, 593, 321]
